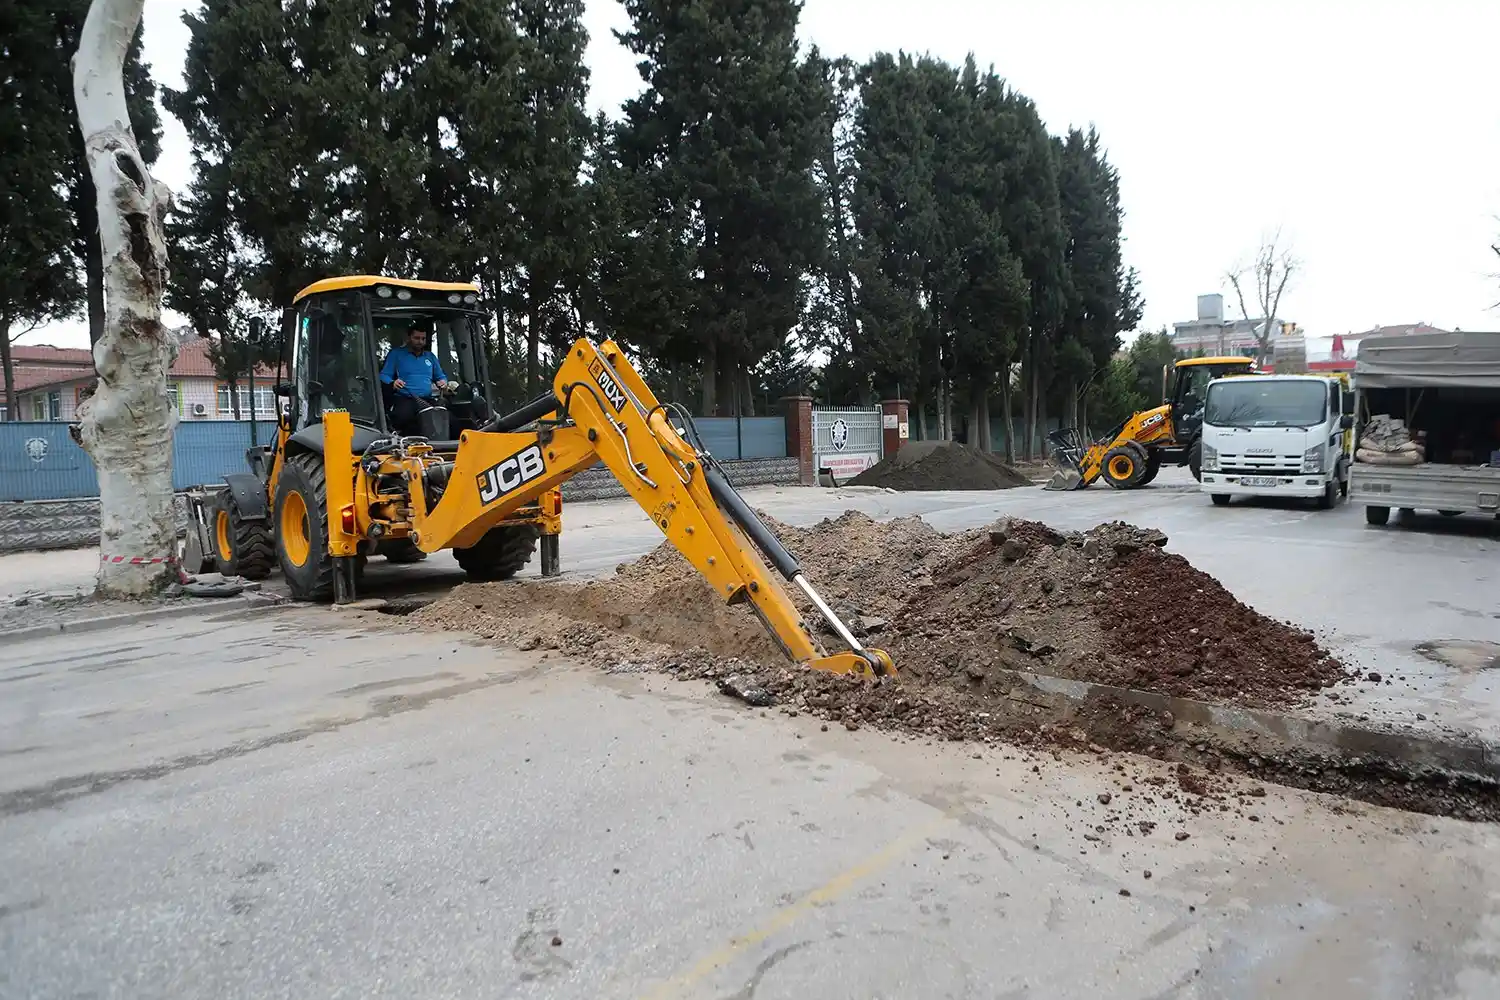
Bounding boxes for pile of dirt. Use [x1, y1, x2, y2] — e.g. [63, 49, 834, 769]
[412, 511, 1349, 725]
[848, 441, 1031, 491]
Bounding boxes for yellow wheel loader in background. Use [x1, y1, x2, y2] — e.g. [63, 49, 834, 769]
[182, 275, 892, 678]
[1047, 356, 1258, 490]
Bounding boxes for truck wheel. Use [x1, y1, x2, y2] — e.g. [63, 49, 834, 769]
[213, 494, 274, 580]
[274, 453, 335, 601]
[1210, 494, 1231, 507]
[1365, 505, 1390, 526]
[1188, 439, 1202, 482]
[1101, 446, 1147, 489]
[377, 538, 428, 563]
[1316, 481, 1337, 510]
[1439, 510, 1463, 517]
[456, 525, 539, 582]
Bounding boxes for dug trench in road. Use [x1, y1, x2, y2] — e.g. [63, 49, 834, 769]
[412, 510, 1500, 823]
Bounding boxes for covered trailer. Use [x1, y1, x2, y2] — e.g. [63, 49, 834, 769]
[1350, 330, 1500, 525]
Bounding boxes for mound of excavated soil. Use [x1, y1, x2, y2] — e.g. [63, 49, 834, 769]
[412, 511, 1349, 724]
[848, 441, 1031, 491]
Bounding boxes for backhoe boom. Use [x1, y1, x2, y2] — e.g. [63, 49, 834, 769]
[395, 337, 893, 678]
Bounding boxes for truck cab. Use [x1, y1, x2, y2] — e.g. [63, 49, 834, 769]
[1199, 373, 1354, 509]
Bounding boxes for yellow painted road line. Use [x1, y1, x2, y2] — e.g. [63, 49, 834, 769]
[637, 811, 956, 1000]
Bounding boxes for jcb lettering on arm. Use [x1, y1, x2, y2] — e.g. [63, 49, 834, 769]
[477, 444, 547, 505]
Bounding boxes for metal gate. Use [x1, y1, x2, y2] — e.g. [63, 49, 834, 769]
[812, 406, 883, 481]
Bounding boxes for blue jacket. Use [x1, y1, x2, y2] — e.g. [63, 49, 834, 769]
[380, 346, 447, 398]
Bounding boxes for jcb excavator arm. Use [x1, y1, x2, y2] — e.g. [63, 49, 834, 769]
[401, 336, 894, 678]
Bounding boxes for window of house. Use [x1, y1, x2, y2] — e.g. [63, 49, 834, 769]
[48, 391, 61, 421]
[32, 397, 45, 420]
[168, 382, 181, 413]
[216, 383, 276, 418]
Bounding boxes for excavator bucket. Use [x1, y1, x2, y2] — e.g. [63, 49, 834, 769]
[1044, 428, 1088, 491]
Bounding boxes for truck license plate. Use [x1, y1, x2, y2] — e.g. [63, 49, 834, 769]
[1242, 476, 1278, 487]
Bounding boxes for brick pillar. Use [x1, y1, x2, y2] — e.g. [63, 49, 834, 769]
[880, 399, 910, 457]
[781, 395, 814, 485]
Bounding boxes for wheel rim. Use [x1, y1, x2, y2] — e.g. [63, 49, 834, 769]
[1108, 455, 1134, 480]
[215, 510, 233, 562]
[281, 491, 312, 567]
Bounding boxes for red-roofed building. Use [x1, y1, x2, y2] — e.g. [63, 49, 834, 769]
[2, 337, 279, 422]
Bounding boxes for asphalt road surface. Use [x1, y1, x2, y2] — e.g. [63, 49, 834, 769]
[4, 471, 1500, 998]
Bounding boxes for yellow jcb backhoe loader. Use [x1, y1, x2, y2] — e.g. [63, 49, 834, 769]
[1047, 356, 1258, 489]
[182, 275, 892, 678]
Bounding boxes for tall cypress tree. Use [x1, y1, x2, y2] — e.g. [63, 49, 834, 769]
[611, 0, 826, 415]
[0, 2, 84, 417]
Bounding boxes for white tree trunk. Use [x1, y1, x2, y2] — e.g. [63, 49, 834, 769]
[72, 0, 177, 597]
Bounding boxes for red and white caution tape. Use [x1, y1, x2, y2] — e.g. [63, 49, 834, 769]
[100, 554, 179, 566]
[100, 553, 191, 583]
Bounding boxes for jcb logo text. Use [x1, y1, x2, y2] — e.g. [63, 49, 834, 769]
[477, 444, 547, 505]
[588, 358, 629, 412]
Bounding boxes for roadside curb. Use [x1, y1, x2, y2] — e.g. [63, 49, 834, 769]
[997, 667, 1500, 780]
[3, 592, 287, 644]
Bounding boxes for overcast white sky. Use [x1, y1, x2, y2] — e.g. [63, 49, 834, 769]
[30, 0, 1500, 349]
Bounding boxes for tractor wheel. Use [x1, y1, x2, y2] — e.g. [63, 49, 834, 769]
[1101, 445, 1148, 489]
[1137, 448, 1162, 486]
[212, 493, 274, 581]
[456, 525, 539, 582]
[274, 453, 335, 601]
[377, 538, 428, 563]
[1187, 439, 1203, 482]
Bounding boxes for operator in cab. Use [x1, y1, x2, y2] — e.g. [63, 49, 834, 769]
[380, 320, 453, 435]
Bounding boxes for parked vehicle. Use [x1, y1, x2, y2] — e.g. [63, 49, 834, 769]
[1198, 374, 1354, 509]
[1349, 330, 1500, 526]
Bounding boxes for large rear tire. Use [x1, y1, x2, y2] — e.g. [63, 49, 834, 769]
[212, 493, 274, 580]
[1101, 445, 1148, 489]
[456, 525, 539, 582]
[274, 453, 335, 601]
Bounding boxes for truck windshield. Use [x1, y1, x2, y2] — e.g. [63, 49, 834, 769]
[1205, 380, 1328, 428]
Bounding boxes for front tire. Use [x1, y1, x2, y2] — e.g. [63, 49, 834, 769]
[1316, 481, 1337, 510]
[1188, 439, 1203, 482]
[274, 453, 335, 601]
[1365, 505, 1390, 526]
[1138, 449, 1162, 486]
[1101, 445, 1148, 489]
[213, 493, 274, 580]
[456, 525, 539, 582]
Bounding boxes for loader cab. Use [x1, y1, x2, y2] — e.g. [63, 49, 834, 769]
[283, 277, 494, 447]
[1167, 356, 1257, 443]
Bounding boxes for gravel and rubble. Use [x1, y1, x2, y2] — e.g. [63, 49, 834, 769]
[409, 511, 1500, 819]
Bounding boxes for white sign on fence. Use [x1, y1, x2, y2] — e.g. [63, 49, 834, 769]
[812, 405, 883, 482]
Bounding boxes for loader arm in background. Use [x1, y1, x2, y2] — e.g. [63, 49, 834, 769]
[400, 336, 894, 679]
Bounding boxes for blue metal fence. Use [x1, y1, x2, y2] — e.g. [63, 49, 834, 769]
[0, 415, 784, 503]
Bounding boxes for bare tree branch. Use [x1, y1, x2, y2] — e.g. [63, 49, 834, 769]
[1226, 229, 1299, 365]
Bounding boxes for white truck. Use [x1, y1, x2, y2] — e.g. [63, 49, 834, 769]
[1198, 373, 1354, 509]
[1350, 330, 1500, 526]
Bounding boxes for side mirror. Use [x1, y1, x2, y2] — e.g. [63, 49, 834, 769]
[248, 316, 266, 344]
[274, 383, 294, 398]
[1339, 414, 1354, 430]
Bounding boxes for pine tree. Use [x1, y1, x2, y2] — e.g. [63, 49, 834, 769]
[611, 0, 827, 415]
[0, 2, 84, 417]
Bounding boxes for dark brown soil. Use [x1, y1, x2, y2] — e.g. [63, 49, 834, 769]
[415, 511, 1348, 715]
[849, 441, 1031, 491]
[409, 513, 1500, 819]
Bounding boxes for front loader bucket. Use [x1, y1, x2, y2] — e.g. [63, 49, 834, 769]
[1043, 428, 1088, 491]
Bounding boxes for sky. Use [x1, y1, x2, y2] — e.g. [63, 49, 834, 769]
[29, 0, 1500, 350]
